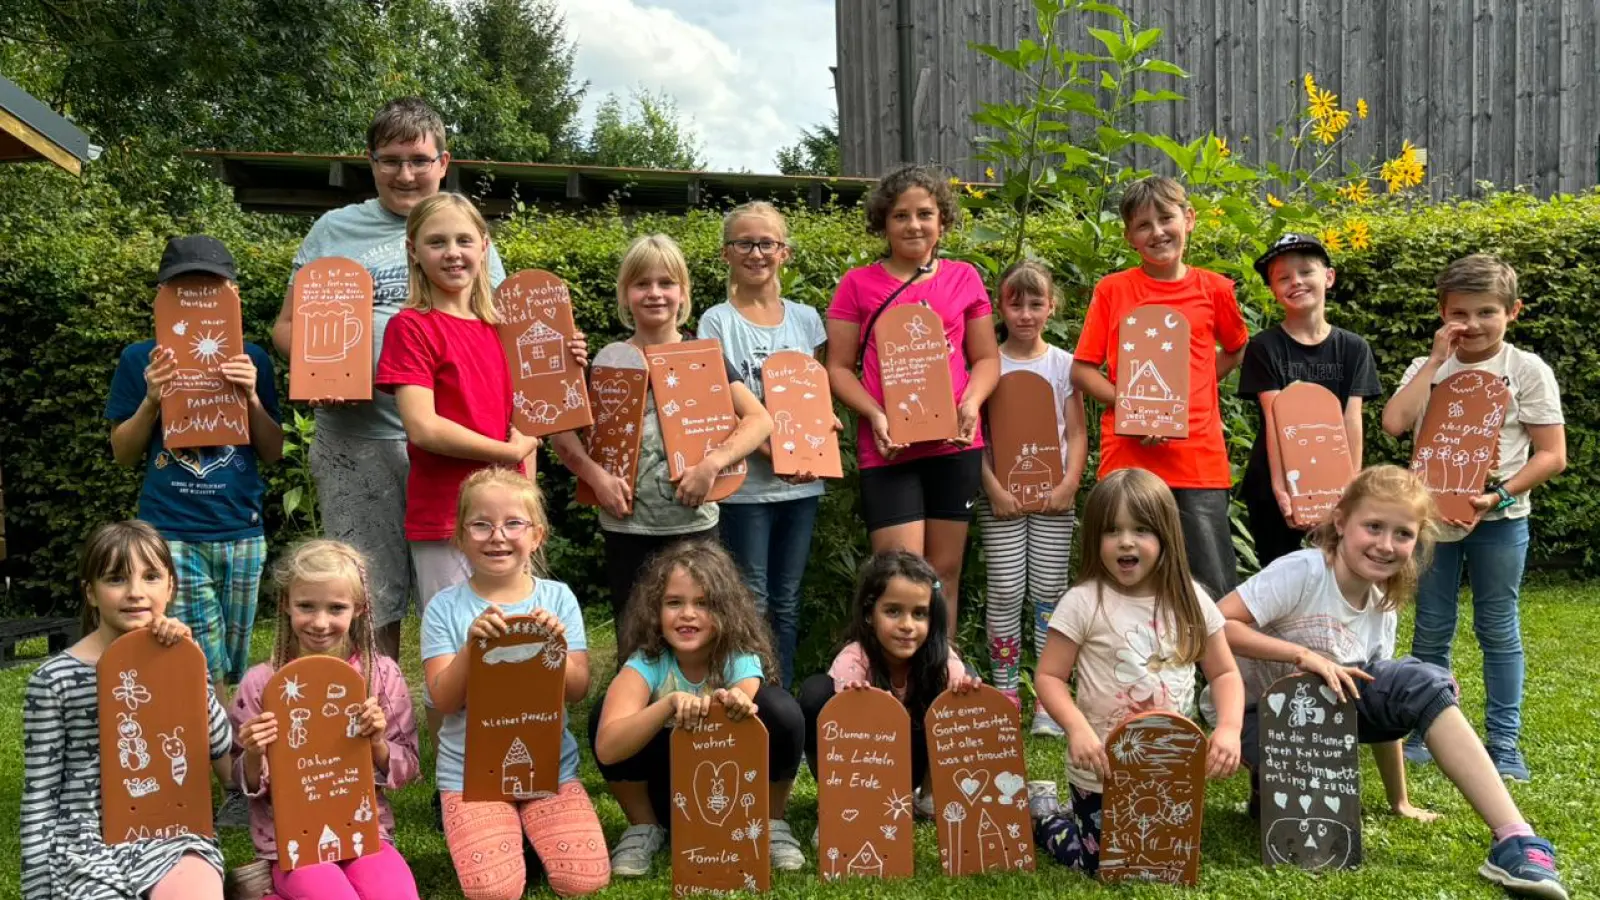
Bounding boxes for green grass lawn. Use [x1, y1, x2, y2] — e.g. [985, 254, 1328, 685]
[2, 585, 1596, 900]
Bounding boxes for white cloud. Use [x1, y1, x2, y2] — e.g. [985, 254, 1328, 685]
[554, 0, 835, 172]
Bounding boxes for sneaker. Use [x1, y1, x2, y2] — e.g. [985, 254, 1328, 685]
[216, 789, 250, 829]
[998, 687, 1021, 710]
[610, 823, 667, 877]
[1032, 703, 1065, 737]
[1488, 743, 1531, 783]
[1403, 732, 1434, 765]
[914, 786, 935, 820]
[1026, 780, 1060, 821]
[768, 819, 805, 871]
[1480, 835, 1568, 900]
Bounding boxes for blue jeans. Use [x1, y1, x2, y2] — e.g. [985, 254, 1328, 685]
[718, 496, 820, 688]
[1410, 516, 1529, 747]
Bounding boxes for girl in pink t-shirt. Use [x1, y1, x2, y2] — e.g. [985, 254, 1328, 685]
[823, 165, 1000, 625]
[797, 550, 979, 820]
[375, 194, 541, 630]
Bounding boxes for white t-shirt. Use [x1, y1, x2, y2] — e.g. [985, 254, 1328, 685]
[998, 344, 1076, 471]
[1398, 342, 1563, 536]
[1047, 578, 1226, 792]
[1234, 548, 1396, 702]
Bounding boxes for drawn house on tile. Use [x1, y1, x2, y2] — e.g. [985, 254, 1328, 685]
[317, 824, 343, 863]
[1126, 359, 1176, 401]
[516, 321, 565, 379]
[502, 737, 534, 797]
[1007, 450, 1054, 507]
[848, 842, 885, 877]
[977, 810, 1010, 868]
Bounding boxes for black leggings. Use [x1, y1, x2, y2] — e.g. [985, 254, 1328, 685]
[602, 528, 716, 624]
[797, 673, 929, 788]
[587, 683, 805, 825]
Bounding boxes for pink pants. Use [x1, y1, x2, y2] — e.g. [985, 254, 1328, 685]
[265, 840, 418, 900]
[442, 781, 611, 899]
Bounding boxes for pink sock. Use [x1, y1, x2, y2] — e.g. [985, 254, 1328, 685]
[1492, 822, 1534, 843]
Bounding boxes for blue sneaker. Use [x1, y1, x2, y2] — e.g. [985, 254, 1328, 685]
[1488, 743, 1531, 783]
[1403, 731, 1433, 764]
[1480, 835, 1568, 900]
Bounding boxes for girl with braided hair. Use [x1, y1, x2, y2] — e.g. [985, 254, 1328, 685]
[228, 540, 423, 899]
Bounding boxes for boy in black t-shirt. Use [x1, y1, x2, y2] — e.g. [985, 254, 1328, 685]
[1237, 234, 1382, 566]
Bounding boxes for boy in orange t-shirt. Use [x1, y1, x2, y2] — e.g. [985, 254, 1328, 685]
[1071, 176, 1249, 597]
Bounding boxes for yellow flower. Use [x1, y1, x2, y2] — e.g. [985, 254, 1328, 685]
[1346, 220, 1371, 250]
[1327, 108, 1351, 133]
[1266, 193, 1284, 209]
[1308, 86, 1339, 121]
[968, 188, 987, 199]
[1337, 180, 1371, 204]
[1380, 140, 1426, 191]
[1214, 136, 1231, 158]
[985, 166, 995, 180]
[1210, 206, 1224, 217]
[1312, 119, 1341, 145]
[1357, 98, 1369, 119]
[1319, 227, 1344, 252]
[1303, 72, 1317, 98]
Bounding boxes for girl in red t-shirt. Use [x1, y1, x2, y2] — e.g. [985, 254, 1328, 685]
[823, 165, 1000, 626]
[375, 193, 538, 662]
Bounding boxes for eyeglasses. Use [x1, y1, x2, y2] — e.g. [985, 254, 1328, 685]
[370, 152, 443, 174]
[465, 519, 533, 541]
[724, 239, 787, 256]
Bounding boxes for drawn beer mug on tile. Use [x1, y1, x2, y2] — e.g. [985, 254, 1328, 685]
[298, 299, 365, 363]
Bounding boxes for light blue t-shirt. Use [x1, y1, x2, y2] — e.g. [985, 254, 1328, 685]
[292, 198, 507, 441]
[696, 299, 827, 503]
[623, 649, 765, 702]
[420, 578, 586, 792]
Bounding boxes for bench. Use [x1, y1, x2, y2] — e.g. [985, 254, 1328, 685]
[0, 617, 78, 668]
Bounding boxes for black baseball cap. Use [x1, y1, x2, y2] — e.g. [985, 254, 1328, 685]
[154, 235, 238, 284]
[1253, 232, 1332, 282]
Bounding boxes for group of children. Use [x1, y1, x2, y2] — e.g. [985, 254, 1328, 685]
[19, 159, 1569, 900]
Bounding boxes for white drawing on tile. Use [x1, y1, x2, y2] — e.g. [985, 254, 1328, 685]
[847, 841, 885, 877]
[482, 641, 547, 666]
[976, 809, 1011, 871]
[326, 683, 347, 701]
[317, 824, 343, 863]
[172, 320, 189, 336]
[562, 378, 585, 409]
[884, 789, 912, 821]
[280, 675, 306, 704]
[189, 331, 229, 365]
[692, 760, 743, 826]
[158, 727, 187, 786]
[115, 712, 151, 772]
[953, 768, 990, 802]
[287, 708, 311, 749]
[903, 315, 932, 341]
[995, 771, 1025, 804]
[113, 669, 151, 710]
[941, 802, 967, 873]
[286, 840, 300, 868]
[354, 795, 375, 823]
[124, 776, 160, 798]
[502, 737, 536, 798]
[352, 831, 365, 857]
[881, 824, 898, 840]
[1287, 682, 1324, 728]
[322, 702, 341, 718]
[344, 703, 363, 739]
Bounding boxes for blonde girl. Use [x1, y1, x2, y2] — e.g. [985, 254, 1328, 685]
[976, 260, 1088, 729]
[1218, 465, 1567, 899]
[229, 541, 421, 900]
[551, 234, 772, 624]
[422, 468, 610, 899]
[21, 521, 233, 900]
[696, 202, 833, 686]
[1028, 469, 1244, 874]
[589, 542, 806, 875]
[375, 193, 548, 645]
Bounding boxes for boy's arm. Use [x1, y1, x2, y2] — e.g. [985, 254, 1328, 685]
[1382, 322, 1464, 436]
[1071, 360, 1116, 407]
[1343, 396, 1365, 471]
[245, 392, 284, 464]
[110, 400, 160, 466]
[1257, 390, 1294, 521]
[272, 282, 294, 358]
[1493, 423, 1566, 498]
[1216, 343, 1246, 379]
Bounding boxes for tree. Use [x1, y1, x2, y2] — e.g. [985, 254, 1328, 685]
[457, 0, 586, 161]
[774, 112, 841, 176]
[582, 89, 706, 170]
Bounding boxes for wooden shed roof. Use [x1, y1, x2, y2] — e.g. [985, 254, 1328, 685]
[0, 74, 91, 175]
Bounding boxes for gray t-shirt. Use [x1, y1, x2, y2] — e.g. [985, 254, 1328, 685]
[696, 299, 827, 504]
[291, 198, 507, 440]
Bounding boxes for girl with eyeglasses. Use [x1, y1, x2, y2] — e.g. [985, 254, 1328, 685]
[421, 467, 612, 899]
[695, 202, 837, 688]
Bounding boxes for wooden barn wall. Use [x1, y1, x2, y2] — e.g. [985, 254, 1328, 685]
[837, 0, 1600, 198]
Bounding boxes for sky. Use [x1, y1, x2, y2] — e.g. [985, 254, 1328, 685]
[552, 0, 836, 173]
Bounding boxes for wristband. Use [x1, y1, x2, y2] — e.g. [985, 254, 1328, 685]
[1492, 484, 1515, 511]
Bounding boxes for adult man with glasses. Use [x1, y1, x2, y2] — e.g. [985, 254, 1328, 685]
[271, 97, 510, 660]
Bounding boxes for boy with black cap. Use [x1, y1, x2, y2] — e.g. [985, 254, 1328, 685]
[1237, 233, 1381, 566]
[106, 235, 283, 694]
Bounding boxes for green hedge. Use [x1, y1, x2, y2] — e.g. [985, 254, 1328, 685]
[2, 170, 1596, 676]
